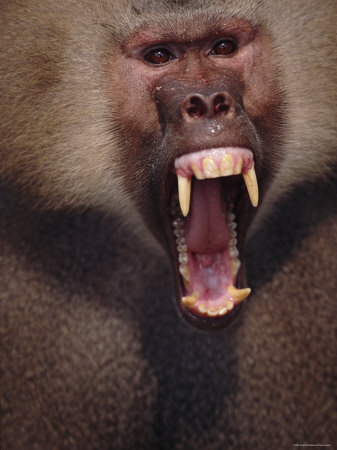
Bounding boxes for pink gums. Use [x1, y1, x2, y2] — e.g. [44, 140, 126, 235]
[174, 147, 254, 178]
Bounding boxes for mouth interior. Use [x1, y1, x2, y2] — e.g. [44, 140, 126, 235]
[171, 147, 257, 319]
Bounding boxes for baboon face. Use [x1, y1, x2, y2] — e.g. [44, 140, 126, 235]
[109, 12, 284, 328]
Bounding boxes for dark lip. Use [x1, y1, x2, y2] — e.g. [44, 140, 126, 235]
[180, 300, 243, 330]
[165, 171, 252, 330]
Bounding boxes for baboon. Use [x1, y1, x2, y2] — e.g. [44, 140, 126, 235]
[1, 0, 336, 448]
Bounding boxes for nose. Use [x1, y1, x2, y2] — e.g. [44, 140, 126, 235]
[181, 91, 235, 120]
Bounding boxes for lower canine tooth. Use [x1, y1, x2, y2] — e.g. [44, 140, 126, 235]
[182, 292, 199, 306]
[227, 285, 251, 303]
[177, 175, 191, 217]
[243, 165, 259, 207]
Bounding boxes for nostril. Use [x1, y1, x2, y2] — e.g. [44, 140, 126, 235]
[182, 91, 234, 120]
[187, 96, 207, 118]
[214, 94, 230, 115]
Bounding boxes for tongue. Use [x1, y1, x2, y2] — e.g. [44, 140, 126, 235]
[184, 179, 230, 253]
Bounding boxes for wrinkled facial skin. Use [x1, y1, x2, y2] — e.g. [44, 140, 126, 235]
[109, 17, 284, 329]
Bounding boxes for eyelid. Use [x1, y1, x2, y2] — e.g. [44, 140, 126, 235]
[141, 43, 178, 60]
[209, 37, 238, 54]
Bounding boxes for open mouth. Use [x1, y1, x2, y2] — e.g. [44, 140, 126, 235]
[170, 147, 258, 328]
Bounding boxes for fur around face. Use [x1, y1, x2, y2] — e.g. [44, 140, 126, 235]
[0, 1, 336, 448]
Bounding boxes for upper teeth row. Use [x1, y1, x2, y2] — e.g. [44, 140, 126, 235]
[193, 154, 242, 179]
[176, 155, 258, 217]
[227, 210, 241, 277]
[172, 213, 190, 284]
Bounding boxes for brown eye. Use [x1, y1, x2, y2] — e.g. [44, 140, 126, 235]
[212, 39, 237, 56]
[144, 48, 173, 65]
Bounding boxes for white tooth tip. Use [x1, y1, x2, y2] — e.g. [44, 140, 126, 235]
[227, 285, 251, 303]
[243, 166, 259, 207]
[177, 174, 191, 217]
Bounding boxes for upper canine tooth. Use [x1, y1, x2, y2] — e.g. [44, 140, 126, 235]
[242, 165, 259, 207]
[227, 285, 251, 303]
[202, 157, 219, 178]
[177, 175, 191, 217]
[220, 154, 234, 176]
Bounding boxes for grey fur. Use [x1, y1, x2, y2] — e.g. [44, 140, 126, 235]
[1, 1, 336, 448]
